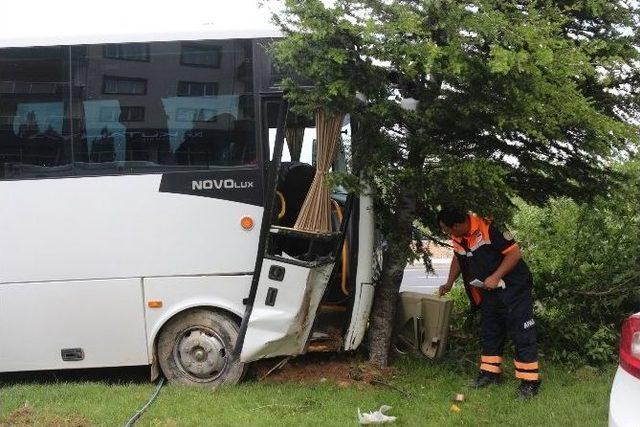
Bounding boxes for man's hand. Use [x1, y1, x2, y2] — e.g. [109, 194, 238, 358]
[439, 282, 453, 296]
[484, 274, 502, 290]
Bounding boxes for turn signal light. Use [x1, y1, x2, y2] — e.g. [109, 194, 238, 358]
[241, 216, 254, 230]
[147, 301, 163, 309]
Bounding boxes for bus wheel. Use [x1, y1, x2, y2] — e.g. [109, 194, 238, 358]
[156, 309, 244, 388]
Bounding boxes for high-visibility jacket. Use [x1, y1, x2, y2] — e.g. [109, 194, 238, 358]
[451, 215, 531, 307]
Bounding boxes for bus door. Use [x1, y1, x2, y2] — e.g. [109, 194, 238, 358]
[234, 97, 346, 362]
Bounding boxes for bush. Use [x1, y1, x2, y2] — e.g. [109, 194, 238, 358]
[510, 161, 640, 365]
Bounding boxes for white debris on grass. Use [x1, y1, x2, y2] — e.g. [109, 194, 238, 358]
[357, 405, 397, 425]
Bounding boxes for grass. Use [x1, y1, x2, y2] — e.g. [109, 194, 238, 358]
[0, 357, 614, 427]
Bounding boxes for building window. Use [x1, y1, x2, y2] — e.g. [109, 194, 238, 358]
[103, 43, 150, 61]
[175, 108, 217, 122]
[98, 106, 145, 122]
[177, 81, 218, 97]
[180, 43, 222, 68]
[103, 76, 147, 95]
[0, 81, 58, 94]
[120, 106, 145, 122]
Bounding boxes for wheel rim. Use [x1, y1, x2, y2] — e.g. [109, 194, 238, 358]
[174, 327, 228, 382]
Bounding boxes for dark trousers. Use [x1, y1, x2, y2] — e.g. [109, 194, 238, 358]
[479, 280, 540, 380]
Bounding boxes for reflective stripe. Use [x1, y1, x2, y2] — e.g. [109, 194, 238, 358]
[481, 355, 503, 364]
[480, 363, 502, 374]
[514, 360, 539, 370]
[502, 244, 518, 255]
[469, 240, 490, 252]
[516, 371, 540, 381]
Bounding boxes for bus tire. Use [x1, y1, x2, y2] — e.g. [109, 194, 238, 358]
[156, 308, 244, 388]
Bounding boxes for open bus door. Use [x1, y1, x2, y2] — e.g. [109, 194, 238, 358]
[234, 96, 336, 363]
[234, 96, 375, 363]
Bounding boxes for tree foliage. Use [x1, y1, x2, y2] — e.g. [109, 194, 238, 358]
[273, 0, 639, 208]
[269, 0, 640, 365]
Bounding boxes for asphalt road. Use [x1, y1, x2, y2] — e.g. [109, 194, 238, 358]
[399, 260, 451, 295]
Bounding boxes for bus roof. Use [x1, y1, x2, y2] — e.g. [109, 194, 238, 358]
[0, 0, 282, 48]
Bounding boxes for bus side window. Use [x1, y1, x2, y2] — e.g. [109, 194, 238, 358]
[70, 40, 258, 174]
[0, 46, 72, 179]
[0, 39, 262, 182]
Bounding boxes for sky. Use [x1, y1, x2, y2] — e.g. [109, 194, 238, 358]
[0, 0, 280, 45]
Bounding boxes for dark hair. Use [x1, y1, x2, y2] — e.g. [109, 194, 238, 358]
[437, 206, 468, 227]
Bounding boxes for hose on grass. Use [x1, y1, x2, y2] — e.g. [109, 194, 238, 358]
[123, 377, 165, 427]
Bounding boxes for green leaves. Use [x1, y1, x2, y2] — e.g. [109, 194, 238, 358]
[488, 46, 517, 75]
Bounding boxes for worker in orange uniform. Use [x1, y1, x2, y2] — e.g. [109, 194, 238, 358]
[437, 206, 540, 398]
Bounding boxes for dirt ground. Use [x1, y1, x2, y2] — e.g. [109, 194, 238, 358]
[251, 352, 396, 388]
[1, 402, 91, 427]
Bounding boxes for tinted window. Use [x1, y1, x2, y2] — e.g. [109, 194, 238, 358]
[0, 46, 72, 179]
[0, 39, 257, 179]
[71, 39, 255, 172]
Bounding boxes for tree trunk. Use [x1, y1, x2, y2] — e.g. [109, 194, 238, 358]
[368, 192, 417, 367]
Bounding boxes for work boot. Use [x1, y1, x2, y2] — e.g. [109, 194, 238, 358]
[517, 380, 541, 399]
[472, 371, 501, 388]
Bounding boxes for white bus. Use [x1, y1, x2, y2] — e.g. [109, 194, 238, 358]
[0, 9, 375, 387]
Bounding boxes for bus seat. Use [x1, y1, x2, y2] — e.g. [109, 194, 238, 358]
[276, 162, 315, 228]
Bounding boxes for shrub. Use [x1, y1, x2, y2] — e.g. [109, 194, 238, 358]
[511, 161, 640, 365]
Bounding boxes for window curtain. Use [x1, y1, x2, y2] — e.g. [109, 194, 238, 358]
[294, 109, 344, 233]
[285, 126, 305, 162]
